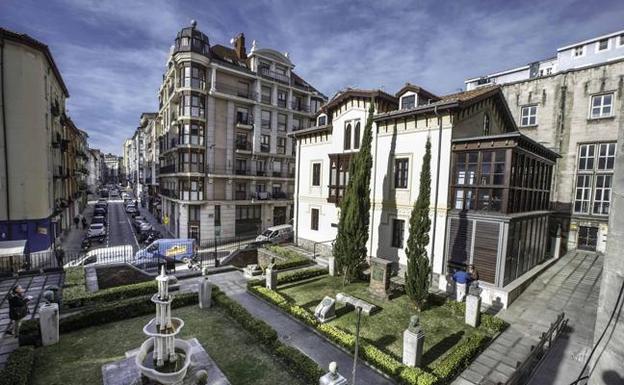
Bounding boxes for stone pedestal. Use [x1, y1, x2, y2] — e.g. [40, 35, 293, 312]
[199, 278, 212, 309]
[314, 296, 336, 323]
[266, 268, 277, 290]
[39, 303, 59, 346]
[455, 282, 467, 302]
[319, 362, 348, 385]
[402, 328, 425, 367]
[368, 257, 392, 299]
[327, 257, 336, 276]
[465, 294, 481, 327]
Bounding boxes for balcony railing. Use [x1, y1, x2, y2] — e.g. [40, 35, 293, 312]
[236, 113, 254, 126]
[214, 83, 257, 100]
[159, 164, 205, 174]
[260, 144, 270, 153]
[236, 141, 252, 151]
[235, 168, 250, 176]
[259, 67, 290, 84]
[277, 99, 287, 108]
[159, 164, 176, 174]
[291, 101, 310, 112]
[261, 96, 272, 105]
[251, 191, 292, 200]
[235, 191, 248, 200]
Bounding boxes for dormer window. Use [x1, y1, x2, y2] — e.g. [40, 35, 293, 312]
[574, 45, 584, 57]
[597, 38, 609, 51]
[318, 115, 327, 126]
[401, 95, 416, 110]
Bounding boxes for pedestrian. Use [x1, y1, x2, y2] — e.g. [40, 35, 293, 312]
[73, 215, 79, 229]
[7, 285, 31, 337]
[55, 246, 65, 268]
[81, 217, 88, 230]
[467, 264, 479, 282]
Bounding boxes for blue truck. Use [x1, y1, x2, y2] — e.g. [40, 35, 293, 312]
[134, 239, 196, 264]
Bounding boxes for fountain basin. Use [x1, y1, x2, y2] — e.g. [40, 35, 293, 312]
[143, 317, 185, 337]
[135, 337, 192, 384]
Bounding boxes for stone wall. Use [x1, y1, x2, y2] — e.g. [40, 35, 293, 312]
[296, 237, 333, 257]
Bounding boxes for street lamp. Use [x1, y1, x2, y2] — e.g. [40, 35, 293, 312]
[336, 294, 370, 385]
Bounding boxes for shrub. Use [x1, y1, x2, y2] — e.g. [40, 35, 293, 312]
[481, 314, 508, 334]
[264, 245, 312, 270]
[274, 344, 324, 382]
[399, 367, 437, 385]
[0, 346, 35, 385]
[59, 292, 197, 333]
[63, 280, 158, 309]
[431, 333, 490, 384]
[63, 267, 85, 287]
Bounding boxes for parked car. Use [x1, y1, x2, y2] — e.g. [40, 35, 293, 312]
[136, 222, 153, 234]
[94, 207, 107, 217]
[132, 216, 147, 229]
[135, 239, 196, 263]
[87, 223, 106, 242]
[139, 230, 162, 245]
[255, 224, 293, 244]
[125, 205, 137, 215]
[96, 198, 108, 207]
[92, 215, 107, 227]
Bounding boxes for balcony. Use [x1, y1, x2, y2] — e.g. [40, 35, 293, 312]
[159, 164, 176, 174]
[214, 83, 257, 100]
[236, 113, 254, 128]
[261, 96, 272, 105]
[259, 67, 289, 84]
[277, 99, 287, 108]
[251, 191, 292, 200]
[235, 168, 250, 176]
[291, 101, 310, 112]
[272, 171, 282, 177]
[235, 191, 248, 200]
[159, 164, 204, 174]
[260, 144, 270, 153]
[236, 141, 252, 152]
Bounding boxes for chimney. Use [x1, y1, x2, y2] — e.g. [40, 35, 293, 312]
[234, 33, 246, 60]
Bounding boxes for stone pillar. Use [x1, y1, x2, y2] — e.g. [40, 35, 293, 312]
[553, 226, 562, 259]
[199, 278, 212, 309]
[39, 303, 59, 346]
[402, 328, 425, 367]
[465, 293, 481, 327]
[319, 362, 347, 385]
[455, 282, 467, 302]
[327, 256, 336, 276]
[266, 268, 277, 290]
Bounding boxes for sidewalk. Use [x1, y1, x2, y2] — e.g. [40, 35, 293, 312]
[198, 271, 394, 385]
[136, 205, 174, 238]
[59, 202, 94, 253]
[452, 251, 603, 385]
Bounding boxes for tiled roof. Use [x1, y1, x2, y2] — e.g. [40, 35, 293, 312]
[323, 88, 398, 111]
[395, 83, 439, 101]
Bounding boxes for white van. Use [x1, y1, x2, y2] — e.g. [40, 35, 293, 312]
[255, 224, 293, 244]
[64, 245, 134, 267]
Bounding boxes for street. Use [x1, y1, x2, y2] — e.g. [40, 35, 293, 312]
[105, 200, 139, 251]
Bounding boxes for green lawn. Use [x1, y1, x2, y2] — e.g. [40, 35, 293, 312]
[279, 275, 490, 368]
[31, 306, 305, 385]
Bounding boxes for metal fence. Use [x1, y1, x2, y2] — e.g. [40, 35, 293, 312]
[0, 236, 259, 276]
[505, 312, 568, 385]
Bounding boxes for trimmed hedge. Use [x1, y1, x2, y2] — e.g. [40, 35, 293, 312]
[264, 245, 312, 270]
[248, 267, 328, 288]
[212, 288, 324, 383]
[0, 346, 35, 385]
[249, 285, 506, 385]
[63, 280, 158, 309]
[430, 334, 490, 384]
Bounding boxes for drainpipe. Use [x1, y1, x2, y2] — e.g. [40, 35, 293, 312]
[294, 136, 301, 245]
[430, 105, 443, 285]
[0, 35, 11, 237]
[369, 104, 379, 257]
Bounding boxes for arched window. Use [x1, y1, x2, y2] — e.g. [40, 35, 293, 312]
[483, 114, 490, 136]
[344, 124, 352, 150]
[353, 122, 361, 149]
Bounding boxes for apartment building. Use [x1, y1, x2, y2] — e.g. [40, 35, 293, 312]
[156, 21, 325, 242]
[87, 148, 104, 190]
[0, 28, 89, 251]
[293, 85, 558, 307]
[103, 154, 122, 184]
[465, 29, 624, 253]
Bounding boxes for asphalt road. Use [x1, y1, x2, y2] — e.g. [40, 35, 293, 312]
[106, 200, 140, 252]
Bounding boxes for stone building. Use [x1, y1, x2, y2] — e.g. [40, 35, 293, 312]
[465, 29, 624, 253]
[155, 21, 325, 243]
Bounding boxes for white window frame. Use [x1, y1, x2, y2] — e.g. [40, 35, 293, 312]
[597, 143, 616, 171]
[520, 105, 538, 127]
[400, 94, 416, 110]
[574, 142, 617, 216]
[574, 174, 593, 214]
[573, 45, 585, 58]
[618, 34, 624, 48]
[593, 174, 612, 215]
[311, 162, 322, 187]
[589, 93, 614, 119]
[595, 38, 611, 53]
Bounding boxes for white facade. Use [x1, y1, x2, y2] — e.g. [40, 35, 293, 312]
[466, 29, 624, 90]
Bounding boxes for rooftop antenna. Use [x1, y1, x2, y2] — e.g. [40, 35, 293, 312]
[190, 20, 197, 29]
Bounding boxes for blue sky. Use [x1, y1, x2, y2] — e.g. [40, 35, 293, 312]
[1, 0, 623, 155]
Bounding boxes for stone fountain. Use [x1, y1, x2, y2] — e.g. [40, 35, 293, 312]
[135, 267, 192, 384]
[101, 267, 231, 385]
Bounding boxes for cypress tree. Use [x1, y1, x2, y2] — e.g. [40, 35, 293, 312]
[333, 103, 375, 284]
[405, 137, 432, 309]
